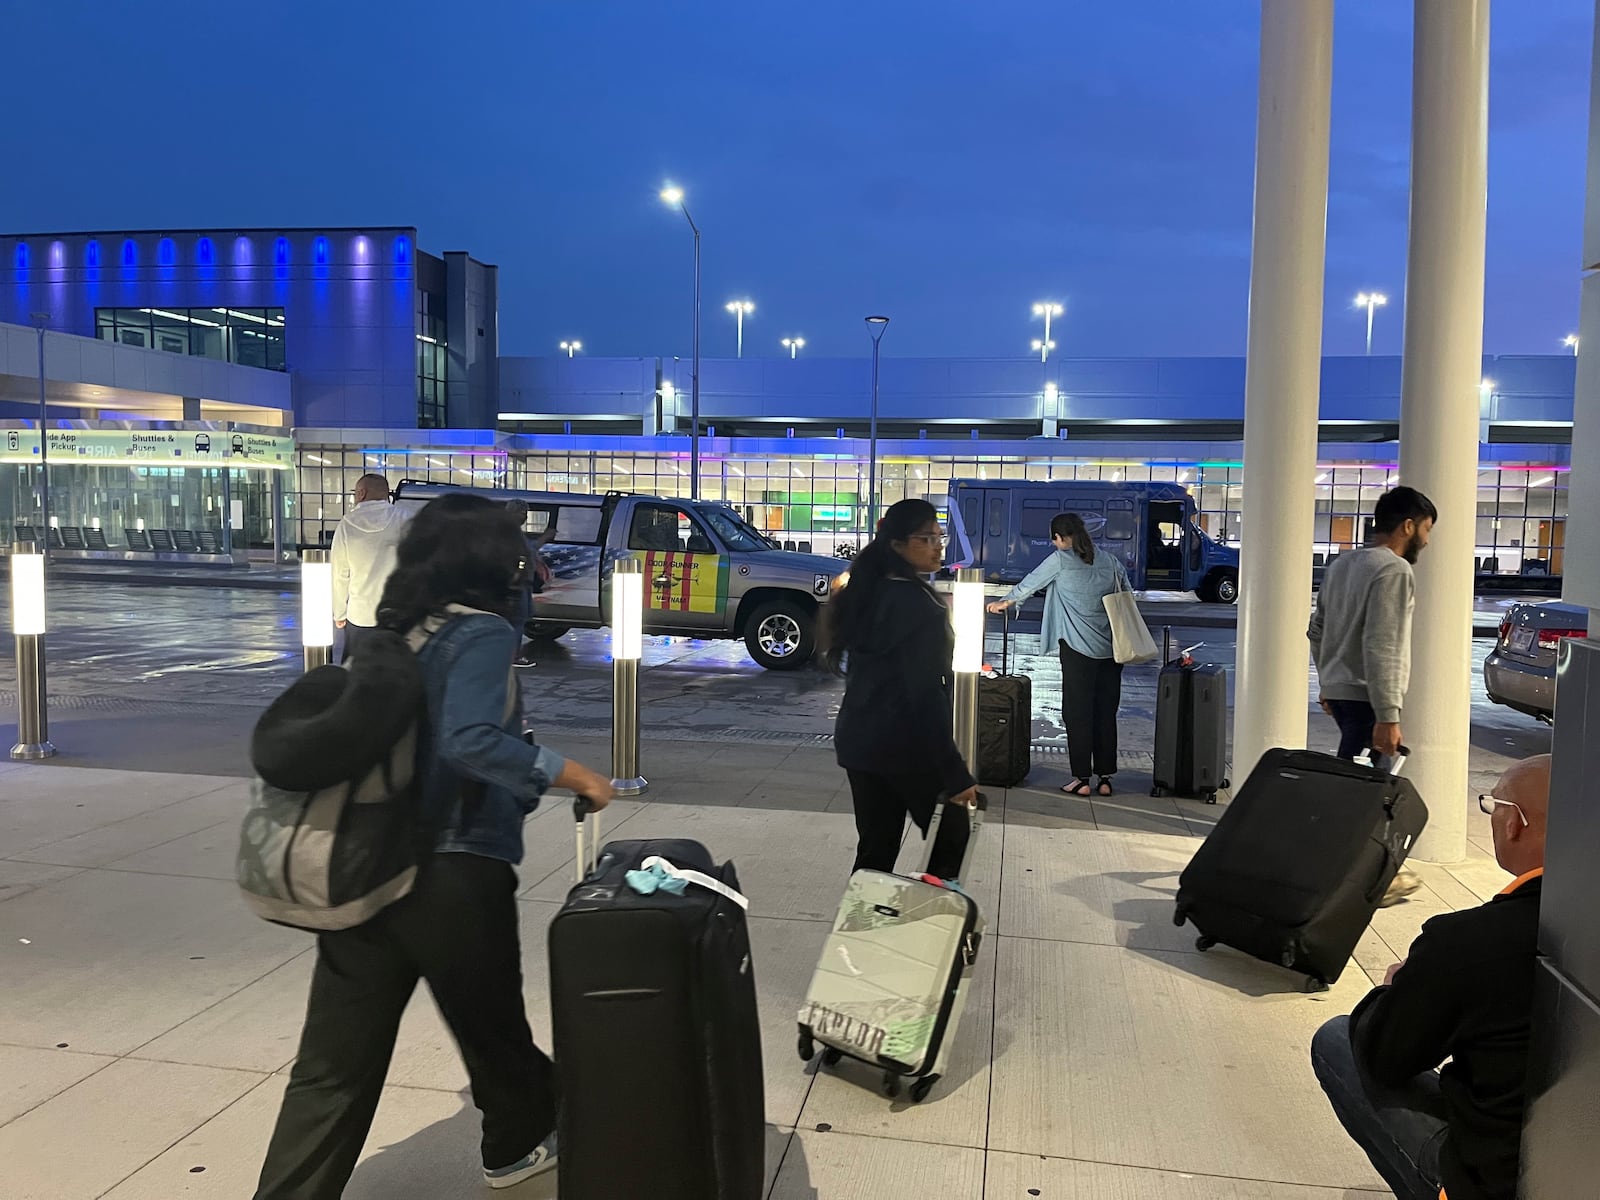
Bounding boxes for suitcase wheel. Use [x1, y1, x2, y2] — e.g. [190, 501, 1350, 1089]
[883, 1072, 901, 1099]
[1303, 975, 1329, 994]
[1150, 786, 1166, 798]
[797, 1028, 815, 1063]
[820, 1047, 843, 1069]
[1172, 905, 1189, 929]
[1195, 935, 1216, 952]
[1203, 791, 1218, 806]
[910, 1075, 939, 1103]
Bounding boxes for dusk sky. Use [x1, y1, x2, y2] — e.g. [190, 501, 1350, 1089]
[2, 2, 1592, 360]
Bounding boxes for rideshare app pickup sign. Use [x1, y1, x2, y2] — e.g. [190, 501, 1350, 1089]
[0, 429, 293, 468]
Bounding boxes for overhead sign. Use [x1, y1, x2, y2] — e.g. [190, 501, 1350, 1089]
[0, 429, 293, 468]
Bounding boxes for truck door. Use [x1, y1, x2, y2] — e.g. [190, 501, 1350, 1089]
[621, 500, 728, 632]
[1144, 500, 1187, 591]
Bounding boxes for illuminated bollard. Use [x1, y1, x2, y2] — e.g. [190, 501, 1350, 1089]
[9, 543, 55, 760]
[301, 548, 334, 672]
[950, 566, 985, 776]
[610, 557, 648, 796]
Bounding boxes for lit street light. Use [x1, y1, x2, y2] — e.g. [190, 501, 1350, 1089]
[1355, 292, 1387, 355]
[726, 300, 755, 358]
[1564, 334, 1579, 355]
[560, 340, 583, 358]
[782, 337, 805, 359]
[660, 184, 702, 498]
[866, 315, 890, 532]
[1032, 301, 1063, 362]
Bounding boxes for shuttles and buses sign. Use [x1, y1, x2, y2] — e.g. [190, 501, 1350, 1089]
[0, 428, 293, 468]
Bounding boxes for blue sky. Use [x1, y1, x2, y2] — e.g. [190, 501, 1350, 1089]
[1, 1, 1591, 359]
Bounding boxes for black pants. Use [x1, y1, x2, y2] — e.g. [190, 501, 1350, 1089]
[339, 622, 379, 665]
[254, 854, 557, 1199]
[1058, 642, 1123, 780]
[1327, 698, 1378, 761]
[847, 768, 970, 880]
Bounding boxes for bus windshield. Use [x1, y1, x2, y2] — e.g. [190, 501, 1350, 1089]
[697, 505, 774, 552]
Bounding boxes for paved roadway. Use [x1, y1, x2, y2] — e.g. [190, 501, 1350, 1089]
[0, 581, 1553, 780]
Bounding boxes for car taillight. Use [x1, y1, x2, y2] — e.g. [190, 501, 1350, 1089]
[1537, 628, 1587, 650]
[1498, 618, 1512, 643]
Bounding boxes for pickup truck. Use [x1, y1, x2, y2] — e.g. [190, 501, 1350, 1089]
[393, 482, 847, 669]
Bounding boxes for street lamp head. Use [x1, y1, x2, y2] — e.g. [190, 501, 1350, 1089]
[1033, 302, 1063, 317]
[725, 300, 754, 315]
[1355, 292, 1388, 308]
[1480, 378, 1496, 392]
[1031, 339, 1057, 352]
[659, 186, 684, 206]
[1564, 334, 1580, 348]
[865, 315, 889, 326]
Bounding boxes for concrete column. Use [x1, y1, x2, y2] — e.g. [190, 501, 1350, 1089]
[1232, 0, 1334, 783]
[1397, 0, 1490, 864]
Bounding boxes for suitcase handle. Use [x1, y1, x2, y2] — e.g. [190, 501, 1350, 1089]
[572, 795, 601, 882]
[919, 790, 988, 880]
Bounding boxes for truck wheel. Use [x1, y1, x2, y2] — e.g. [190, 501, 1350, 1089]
[523, 623, 571, 643]
[744, 599, 815, 670]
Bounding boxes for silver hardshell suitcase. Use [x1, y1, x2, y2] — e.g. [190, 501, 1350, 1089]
[796, 795, 985, 1103]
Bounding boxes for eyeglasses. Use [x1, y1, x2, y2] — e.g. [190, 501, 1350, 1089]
[1478, 794, 1529, 826]
[907, 532, 946, 545]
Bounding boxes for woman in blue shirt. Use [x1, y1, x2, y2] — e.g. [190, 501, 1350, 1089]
[988, 512, 1128, 797]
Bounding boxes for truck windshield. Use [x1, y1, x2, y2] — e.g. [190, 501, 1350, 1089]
[698, 506, 773, 552]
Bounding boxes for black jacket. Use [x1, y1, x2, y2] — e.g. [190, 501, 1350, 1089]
[1349, 873, 1542, 1200]
[833, 577, 976, 798]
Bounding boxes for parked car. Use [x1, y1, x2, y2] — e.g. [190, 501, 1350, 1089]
[393, 481, 846, 670]
[944, 478, 1241, 602]
[1483, 600, 1588, 722]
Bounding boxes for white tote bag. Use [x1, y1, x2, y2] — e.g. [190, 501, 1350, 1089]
[1103, 573, 1158, 665]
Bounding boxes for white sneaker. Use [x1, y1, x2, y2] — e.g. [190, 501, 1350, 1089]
[484, 1131, 558, 1189]
[1380, 869, 1422, 907]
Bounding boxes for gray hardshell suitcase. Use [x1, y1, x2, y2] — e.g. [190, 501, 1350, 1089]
[1152, 638, 1229, 803]
[796, 796, 986, 1104]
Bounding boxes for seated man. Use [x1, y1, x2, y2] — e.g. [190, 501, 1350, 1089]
[1311, 754, 1550, 1200]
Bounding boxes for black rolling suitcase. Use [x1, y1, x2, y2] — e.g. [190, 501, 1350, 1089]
[1151, 635, 1229, 803]
[548, 801, 765, 1200]
[1173, 748, 1428, 991]
[977, 609, 1031, 787]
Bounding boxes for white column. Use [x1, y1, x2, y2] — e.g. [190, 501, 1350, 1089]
[1232, 0, 1334, 784]
[1398, 0, 1490, 864]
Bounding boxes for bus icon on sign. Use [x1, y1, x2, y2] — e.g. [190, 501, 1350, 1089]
[195, 435, 211, 454]
[231, 434, 246, 456]
[6, 431, 17, 452]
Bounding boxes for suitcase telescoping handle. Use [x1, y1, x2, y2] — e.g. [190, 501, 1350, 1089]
[920, 789, 988, 882]
[1355, 746, 1411, 777]
[572, 795, 602, 882]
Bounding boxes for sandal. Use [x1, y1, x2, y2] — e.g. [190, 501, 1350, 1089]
[1096, 777, 1114, 796]
[1061, 779, 1092, 797]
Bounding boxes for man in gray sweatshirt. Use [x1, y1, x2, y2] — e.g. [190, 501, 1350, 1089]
[1308, 486, 1437, 905]
[1309, 486, 1437, 762]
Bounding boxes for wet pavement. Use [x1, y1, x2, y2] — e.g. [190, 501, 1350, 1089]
[0, 581, 1555, 779]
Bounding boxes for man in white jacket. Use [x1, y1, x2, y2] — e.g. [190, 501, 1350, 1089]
[331, 474, 411, 662]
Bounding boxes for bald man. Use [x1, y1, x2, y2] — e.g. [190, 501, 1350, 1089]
[1311, 754, 1551, 1200]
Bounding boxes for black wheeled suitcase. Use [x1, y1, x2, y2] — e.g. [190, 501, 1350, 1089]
[1151, 638, 1229, 803]
[1173, 748, 1428, 991]
[977, 610, 1032, 787]
[549, 801, 765, 1200]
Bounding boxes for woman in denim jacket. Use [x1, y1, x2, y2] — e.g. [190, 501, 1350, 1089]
[255, 494, 614, 1199]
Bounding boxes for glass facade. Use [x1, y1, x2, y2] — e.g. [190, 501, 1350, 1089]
[289, 444, 1569, 575]
[95, 307, 286, 371]
[416, 290, 448, 428]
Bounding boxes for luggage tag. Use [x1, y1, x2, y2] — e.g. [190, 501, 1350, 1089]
[635, 856, 750, 910]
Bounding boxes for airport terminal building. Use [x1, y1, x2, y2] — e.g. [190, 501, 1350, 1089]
[1, 225, 1576, 575]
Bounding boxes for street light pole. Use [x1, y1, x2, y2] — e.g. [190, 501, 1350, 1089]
[1355, 291, 1387, 355]
[1032, 302, 1063, 363]
[726, 300, 754, 359]
[866, 315, 890, 533]
[30, 313, 49, 561]
[560, 340, 583, 358]
[660, 185, 702, 498]
[1565, 334, 1580, 356]
[782, 337, 805, 359]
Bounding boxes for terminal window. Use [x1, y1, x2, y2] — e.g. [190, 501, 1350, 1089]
[95, 307, 286, 371]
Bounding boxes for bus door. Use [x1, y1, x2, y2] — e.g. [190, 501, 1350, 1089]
[1144, 499, 1187, 591]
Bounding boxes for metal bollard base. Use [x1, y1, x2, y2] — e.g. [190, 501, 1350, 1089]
[304, 647, 332, 673]
[9, 739, 56, 761]
[611, 775, 649, 797]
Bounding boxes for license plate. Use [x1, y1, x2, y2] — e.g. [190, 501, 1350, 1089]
[1509, 628, 1536, 653]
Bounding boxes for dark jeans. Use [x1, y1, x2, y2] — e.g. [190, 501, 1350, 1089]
[846, 768, 971, 881]
[1327, 698, 1378, 761]
[1059, 641, 1123, 780]
[339, 622, 379, 665]
[1311, 1016, 1448, 1200]
[254, 854, 557, 1199]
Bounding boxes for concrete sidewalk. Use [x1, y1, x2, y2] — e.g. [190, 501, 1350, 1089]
[0, 747, 1511, 1200]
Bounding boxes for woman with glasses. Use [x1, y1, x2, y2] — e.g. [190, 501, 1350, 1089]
[822, 498, 978, 881]
[988, 511, 1129, 798]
